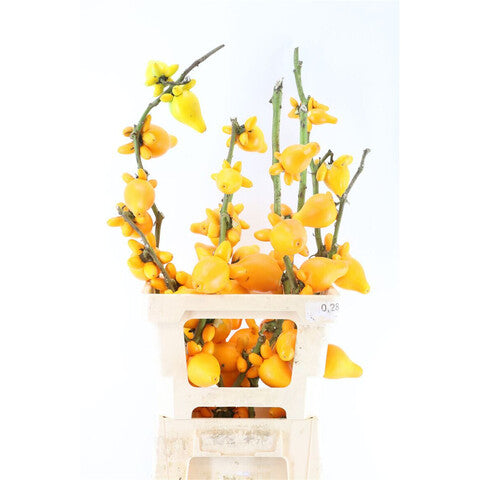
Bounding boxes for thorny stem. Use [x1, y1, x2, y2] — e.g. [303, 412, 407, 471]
[310, 149, 334, 256]
[329, 148, 371, 257]
[293, 47, 310, 211]
[117, 206, 177, 291]
[270, 80, 283, 216]
[219, 118, 241, 244]
[282, 255, 301, 294]
[129, 45, 225, 246]
[231, 319, 285, 388]
[192, 318, 208, 344]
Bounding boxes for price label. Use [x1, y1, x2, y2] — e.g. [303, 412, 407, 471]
[305, 300, 340, 322]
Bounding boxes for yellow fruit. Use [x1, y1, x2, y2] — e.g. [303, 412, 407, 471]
[297, 257, 349, 293]
[270, 142, 320, 185]
[334, 243, 370, 294]
[202, 324, 216, 343]
[211, 161, 252, 195]
[317, 155, 353, 196]
[212, 319, 232, 343]
[170, 89, 206, 133]
[259, 354, 292, 387]
[123, 170, 156, 217]
[269, 407, 286, 418]
[229, 253, 283, 293]
[191, 256, 230, 294]
[324, 344, 363, 379]
[213, 342, 240, 372]
[187, 353, 221, 387]
[275, 329, 297, 362]
[256, 218, 308, 257]
[293, 192, 337, 228]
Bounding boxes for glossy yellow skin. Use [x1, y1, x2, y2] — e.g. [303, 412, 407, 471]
[224, 116, 268, 153]
[293, 192, 337, 228]
[289, 97, 337, 131]
[270, 143, 321, 185]
[191, 203, 249, 247]
[107, 210, 153, 238]
[334, 243, 370, 294]
[211, 161, 252, 195]
[317, 155, 352, 196]
[324, 344, 363, 379]
[170, 88, 206, 133]
[144, 60, 178, 97]
[118, 115, 177, 160]
[275, 329, 297, 362]
[258, 354, 292, 388]
[187, 352, 221, 387]
[191, 256, 230, 294]
[255, 218, 308, 257]
[229, 253, 283, 293]
[297, 257, 349, 293]
[213, 342, 240, 372]
[123, 169, 156, 217]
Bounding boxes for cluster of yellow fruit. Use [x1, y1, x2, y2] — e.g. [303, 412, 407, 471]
[108, 46, 369, 406]
[184, 318, 362, 391]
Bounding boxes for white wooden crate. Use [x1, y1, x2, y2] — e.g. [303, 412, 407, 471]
[145, 293, 339, 479]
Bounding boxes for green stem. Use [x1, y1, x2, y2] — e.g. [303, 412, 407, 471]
[310, 149, 333, 256]
[282, 255, 301, 294]
[130, 44, 225, 244]
[192, 318, 208, 344]
[270, 80, 283, 216]
[329, 148, 371, 257]
[118, 206, 176, 291]
[248, 406, 256, 418]
[219, 118, 241, 244]
[293, 47, 310, 211]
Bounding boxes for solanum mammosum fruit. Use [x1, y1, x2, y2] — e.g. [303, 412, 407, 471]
[316, 155, 353, 197]
[123, 168, 156, 218]
[223, 116, 268, 153]
[229, 253, 283, 293]
[118, 115, 177, 160]
[211, 161, 253, 195]
[258, 354, 292, 387]
[334, 243, 370, 294]
[269, 142, 320, 185]
[293, 192, 337, 228]
[187, 352, 221, 387]
[169, 82, 206, 133]
[255, 216, 308, 257]
[324, 344, 363, 379]
[296, 257, 349, 293]
[145, 60, 179, 97]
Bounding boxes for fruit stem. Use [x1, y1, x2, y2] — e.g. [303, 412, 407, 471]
[270, 80, 283, 216]
[192, 318, 208, 344]
[328, 148, 371, 257]
[117, 206, 177, 291]
[282, 255, 301, 294]
[129, 45, 225, 246]
[219, 118, 241, 244]
[311, 149, 334, 257]
[293, 47, 311, 212]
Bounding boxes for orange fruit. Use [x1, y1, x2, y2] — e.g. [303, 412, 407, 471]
[187, 353, 220, 387]
[258, 354, 292, 387]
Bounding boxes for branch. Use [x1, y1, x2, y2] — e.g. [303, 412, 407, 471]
[270, 80, 283, 216]
[129, 45, 225, 245]
[293, 47, 310, 211]
[329, 148, 371, 257]
[282, 255, 301, 294]
[219, 118, 241, 244]
[310, 149, 334, 257]
[118, 206, 176, 291]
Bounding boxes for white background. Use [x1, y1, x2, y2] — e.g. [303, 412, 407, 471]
[1, 1, 479, 479]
